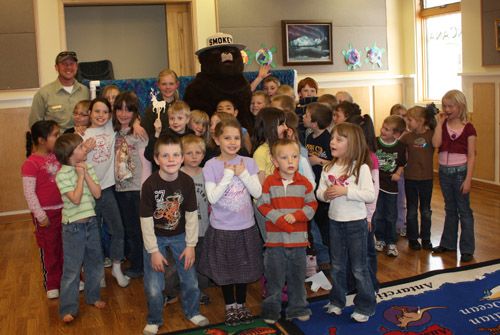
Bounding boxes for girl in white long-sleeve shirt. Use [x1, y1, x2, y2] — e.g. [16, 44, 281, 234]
[316, 123, 376, 323]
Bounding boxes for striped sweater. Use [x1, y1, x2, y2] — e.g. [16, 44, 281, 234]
[257, 169, 318, 247]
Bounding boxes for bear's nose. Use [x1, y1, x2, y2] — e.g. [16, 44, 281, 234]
[221, 52, 233, 63]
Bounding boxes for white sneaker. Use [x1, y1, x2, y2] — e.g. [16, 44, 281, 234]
[112, 268, 130, 288]
[47, 289, 59, 299]
[296, 314, 310, 321]
[143, 324, 159, 335]
[400, 226, 407, 237]
[375, 240, 386, 252]
[263, 319, 276, 324]
[351, 311, 369, 322]
[326, 304, 342, 316]
[189, 314, 209, 326]
[79, 280, 85, 291]
[387, 244, 399, 257]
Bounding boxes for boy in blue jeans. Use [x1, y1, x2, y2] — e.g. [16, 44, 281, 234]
[257, 139, 318, 324]
[140, 135, 209, 335]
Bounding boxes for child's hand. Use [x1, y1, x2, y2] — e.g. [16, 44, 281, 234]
[179, 247, 195, 270]
[151, 251, 168, 272]
[284, 213, 296, 224]
[154, 118, 162, 138]
[233, 159, 246, 176]
[324, 185, 347, 200]
[133, 121, 148, 141]
[223, 161, 235, 173]
[436, 111, 447, 125]
[257, 64, 271, 80]
[83, 138, 96, 153]
[308, 155, 322, 167]
[75, 162, 86, 177]
[39, 217, 50, 227]
[461, 178, 472, 194]
[391, 173, 401, 182]
[75, 126, 87, 136]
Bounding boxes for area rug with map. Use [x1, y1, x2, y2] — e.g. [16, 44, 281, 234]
[279, 258, 500, 335]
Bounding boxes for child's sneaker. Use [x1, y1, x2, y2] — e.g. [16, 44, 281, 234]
[422, 240, 433, 250]
[143, 324, 159, 335]
[237, 305, 253, 324]
[112, 267, 130, 287]
[100, 277, 106, 288]
[263, 318, 277, 325]
[296, 314, 311, 321]
[400, 226, 407, 237]
[200, 292, 210, 305]
[375, 240, 386, 252]
[103, 257, 113, 268]
[189, 314, 209, 327]
[47, 289, 59, 299]
[225, 307, 240, 326]
[79, 280, 85, 291]
[326, 304, 342, 316]
[387, 244, 399, 257]
[351, 311, 369, 322]
[409, 239, 421, 250]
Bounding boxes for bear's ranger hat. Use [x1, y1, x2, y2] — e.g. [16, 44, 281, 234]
[195, 32, 246, 56]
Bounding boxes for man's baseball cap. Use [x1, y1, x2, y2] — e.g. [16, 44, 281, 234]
[195, 32, 245, 56]
[55, 51, 78, 64]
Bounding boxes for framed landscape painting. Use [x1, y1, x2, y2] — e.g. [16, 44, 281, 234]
[281, 20, 333, 65]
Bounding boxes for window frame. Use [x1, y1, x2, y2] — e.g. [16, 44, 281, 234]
[416, 0, 461, 102]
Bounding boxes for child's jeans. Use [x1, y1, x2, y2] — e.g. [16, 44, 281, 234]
[438, 165, 475, 254]
[329, 219, 376, 316]
[95, 186, 124, 262]
[143, 233, 201, 326]
[32, 208, 63, 291]
[261, 247, 310, 321]
[59, 217, 104, 317]
[373, 192, 398, 244]
[405, 179, 433, 241]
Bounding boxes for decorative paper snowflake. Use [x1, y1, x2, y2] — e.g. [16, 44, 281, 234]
[255, 44, 277, 68]
[342, 44, 362, 70]
[241, 49, 253, 65]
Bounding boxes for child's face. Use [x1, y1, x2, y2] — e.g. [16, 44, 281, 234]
[158, 74, 179, 100]
[299, 84, 317, 98]
[380, 122, 400, 142]
[189, 119, 206, 137]
[277, 120, 288, 139]
[69, 142, 87, 165]
[89, 101, 110, 127]
[217, 101, 238, 116]
[44, 126, 60, 152]
[154, 144, 183, 176]
[168, 111, 189, 134]
[442, 99, 460, 120]
[183, 143, 205, 169]
[330, 131, 348, 160]
[333, 109, 347, 125]
[72, 105, 90, 127]
[407, 116, 424, 132]
[104, 88, 119, 107]
[209, 115, 221, 139]
[250, 95, 266, 116]
[115, 102, 134, 128]
[263, 81, 279, 97]
[272, 143, 300, 179]
[215, 126, 241, 156]
[303, 109, 313, 128]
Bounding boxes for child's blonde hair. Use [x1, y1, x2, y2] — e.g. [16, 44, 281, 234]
[157, 68, 179, 100]
[275, 84, 295, 98]
[190, 110, 209, 126]
[101, 85, 120, 98]
[270, 138, 300, 157]
[168, 100, 191, 118]
[325, 123, 371, 184]
[271, 94, 296, 114]
[335, 91, 353, 103]
[407, 105, 437, 130]
[390, 103, 407, 116]
[253, 90, 271, 105]
[263, 76, 280, 87]
[442, 89, 468, 122]
[181, 134, 206, 153]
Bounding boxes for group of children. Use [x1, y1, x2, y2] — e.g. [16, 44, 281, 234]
[22, 67, 477, 333]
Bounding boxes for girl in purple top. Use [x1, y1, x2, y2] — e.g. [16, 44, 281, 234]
[199, 117, 263, 327]
[432, 90, 477, 263]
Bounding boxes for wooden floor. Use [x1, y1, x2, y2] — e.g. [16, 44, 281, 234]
[1, 180, 499, 334]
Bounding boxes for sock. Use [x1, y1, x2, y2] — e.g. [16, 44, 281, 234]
[112, 262, 129, 287]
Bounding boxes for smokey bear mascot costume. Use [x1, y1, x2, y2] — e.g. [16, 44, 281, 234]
[184, 33, 253, 132]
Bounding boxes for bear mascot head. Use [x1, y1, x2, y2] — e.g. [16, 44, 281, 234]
[183, 33, 253, 133]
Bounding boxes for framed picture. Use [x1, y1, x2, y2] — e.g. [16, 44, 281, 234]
[281, 20, 333, 66]
[496, 19, 500, 51]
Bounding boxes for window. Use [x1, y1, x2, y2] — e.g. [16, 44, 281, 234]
[418, 1, 461, 101]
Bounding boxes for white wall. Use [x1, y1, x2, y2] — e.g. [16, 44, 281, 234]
[65, 5, 167, 79]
